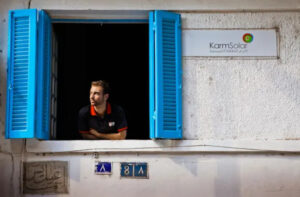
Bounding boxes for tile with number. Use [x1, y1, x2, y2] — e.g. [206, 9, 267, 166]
[120, 162, 134, 177]
[120, 162, 148, 179]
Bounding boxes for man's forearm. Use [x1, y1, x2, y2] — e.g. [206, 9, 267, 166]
[81, 133, 99, 139]
[97, 131, 127, 140]
[90, 129, 126, 140]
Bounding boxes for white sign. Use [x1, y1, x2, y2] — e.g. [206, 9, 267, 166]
[182, 29, 278, 57]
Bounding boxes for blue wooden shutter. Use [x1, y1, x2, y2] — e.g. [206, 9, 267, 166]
[36, 10, 51, 139]
[6, 9, 37, 138]
[149, 11, 182, 139]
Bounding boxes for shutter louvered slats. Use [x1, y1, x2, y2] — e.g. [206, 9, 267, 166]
[6, 9, 37, 138]
[11, 16, 30, 132]
[161, 14, 181, 135]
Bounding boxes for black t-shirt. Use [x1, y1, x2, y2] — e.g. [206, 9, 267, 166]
[78, 103, 127, 135]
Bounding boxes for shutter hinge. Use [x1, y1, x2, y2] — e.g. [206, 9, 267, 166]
[177, 15, 181, 27]
[178, 84, 182, 89]
[8, 83, 13, 90]
[153, 111, 157, 120]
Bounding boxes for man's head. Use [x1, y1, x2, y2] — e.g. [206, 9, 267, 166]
[90, 80, 110, 107]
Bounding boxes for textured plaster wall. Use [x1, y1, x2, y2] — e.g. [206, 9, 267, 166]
[0, 0, 27, 197]
[23, 153, 300, 197]
[30, 0, 300, 10]
[0, 0, 300, 197]
[0, 3, 299, 144]
[182, 12, 300, 140]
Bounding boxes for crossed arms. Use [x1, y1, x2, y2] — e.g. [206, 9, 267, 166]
[81, 129, 127, 140]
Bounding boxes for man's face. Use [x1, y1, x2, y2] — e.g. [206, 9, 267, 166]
[90, 85, 109, 106]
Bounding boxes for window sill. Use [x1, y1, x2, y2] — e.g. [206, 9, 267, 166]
[26, 139, 300, 153]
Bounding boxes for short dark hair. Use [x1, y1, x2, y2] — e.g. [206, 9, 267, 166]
[91, 80, 111, 94]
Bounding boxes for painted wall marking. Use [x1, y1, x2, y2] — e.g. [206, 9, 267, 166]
[23, 161, 68, 194]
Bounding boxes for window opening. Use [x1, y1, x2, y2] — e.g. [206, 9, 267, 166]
[52, 23, 149, 140]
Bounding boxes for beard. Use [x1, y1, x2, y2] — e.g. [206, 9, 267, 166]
[90, 99, 105, 107]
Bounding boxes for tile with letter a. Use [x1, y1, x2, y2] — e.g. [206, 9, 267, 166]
[95, 162, 112, 175]
[134, 163, 148, 178]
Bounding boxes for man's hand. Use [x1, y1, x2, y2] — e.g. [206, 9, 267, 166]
[89, 128, 127, 140]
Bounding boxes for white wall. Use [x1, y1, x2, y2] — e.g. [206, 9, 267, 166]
[30, 0, 300, 11]
[0, 0, 28, 196]
[23, 153, 300, 197]
[182, 12, 300, 140]
[1, 0, 300, 197]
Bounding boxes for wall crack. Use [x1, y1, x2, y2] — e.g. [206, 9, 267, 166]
[27, 0, 31, 9]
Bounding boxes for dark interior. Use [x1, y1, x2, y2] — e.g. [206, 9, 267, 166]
[53, 23, 149, 140]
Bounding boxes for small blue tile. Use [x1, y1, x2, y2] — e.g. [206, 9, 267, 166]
[134, 163, 148, 178]
[95, 162, 112, 175]
[120, 163, 134, 177]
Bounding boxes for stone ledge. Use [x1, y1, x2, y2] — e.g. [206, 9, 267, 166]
[26, 139, 300, 153]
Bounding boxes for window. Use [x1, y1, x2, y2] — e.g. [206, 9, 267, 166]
[53, 23, 149, 139]
[5, 9, 182, 140]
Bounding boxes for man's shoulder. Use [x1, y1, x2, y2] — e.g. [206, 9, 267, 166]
[79, 105, 90, 116]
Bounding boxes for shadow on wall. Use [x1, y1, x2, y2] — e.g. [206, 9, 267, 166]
[214, 157, 241, 197]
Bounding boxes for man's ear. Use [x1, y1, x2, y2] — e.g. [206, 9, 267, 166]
[104, 93, 109, 101]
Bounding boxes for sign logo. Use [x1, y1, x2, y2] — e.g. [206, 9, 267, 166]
[108, 122, 115, 127]
[243, 33, 253, 43]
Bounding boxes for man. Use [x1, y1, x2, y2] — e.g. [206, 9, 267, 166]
[78, 80, 127, 140]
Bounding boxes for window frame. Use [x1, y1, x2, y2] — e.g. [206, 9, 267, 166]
[51, 17, 149, 140]
[6, 9, 182, 141]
